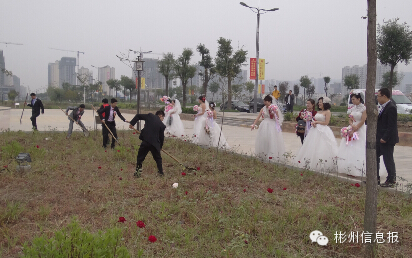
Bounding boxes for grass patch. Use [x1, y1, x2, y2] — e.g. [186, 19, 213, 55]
[0, 131, 411, 257]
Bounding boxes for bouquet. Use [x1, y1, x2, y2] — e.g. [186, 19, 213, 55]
[268, 104, 278, 119]
[165, 105, 173, 113]
[206, 110, 213, 118]
[304, 111, 312, 121]
[340, 126, 352, 138]
[193, 105, 199, 112]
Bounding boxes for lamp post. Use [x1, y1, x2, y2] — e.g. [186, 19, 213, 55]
[132, 57, 145, 131]
[240, 2, 278, 113]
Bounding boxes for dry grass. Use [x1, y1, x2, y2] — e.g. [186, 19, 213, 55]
[0, 130, 411, 257]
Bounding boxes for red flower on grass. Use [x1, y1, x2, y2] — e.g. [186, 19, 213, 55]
[185, 191, 188, 195]
[244, 240, 248, 244]
[267, 188, 273, 193]
[243, 189, 246, 192]
[3, 165, 7, 168]
[298, 160, 301, 163]
[351, 184, 354, 186]
[283, 188, 287, 190]
[181, 172, 186, 176]
[119, 177, 122, 180]
[105, 150, 107, 152]
[98, 166, 102, 169]
[269, 157, 272, 160]
[121, 168, 123, 171]
[355, 183, 360, 187]
[148, 235, 157, 243]
[197, 167, 200, 171]
[136, 220, 146, 228]
[300, 173, 303, 176]
[133, 132, 136, 134]
[118, 217, 126, 223]
[117, 150, 120, 152]
[36, 145, 39, 148]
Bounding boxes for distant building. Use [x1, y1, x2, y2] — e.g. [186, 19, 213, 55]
[98, 65, 115, 95]
[132, 58, 165, 90]
[48, 60, 60, 88]
[0, 50, 5, 88]
[342, 63, 391, 90]
[405, 84, 412, 95]
[59, 57, 76, 87]
[78, 66, 93, 85]
[329, 82, 342, 94]
[19, 85, 27, 101]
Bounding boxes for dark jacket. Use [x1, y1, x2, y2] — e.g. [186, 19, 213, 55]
[130, 113, 166, 152]
[98, 105, 126, 126]
[27, 98, 44, 115]
[66, 106, 84, 122]
[99, 104, 110, 118]
[284, 94, 295, 105]
[377, 101, 399, 145]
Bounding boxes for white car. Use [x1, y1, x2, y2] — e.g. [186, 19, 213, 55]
[347, 89, 412, 114]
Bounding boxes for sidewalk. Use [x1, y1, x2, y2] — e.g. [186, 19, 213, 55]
[6, 109, 412, 185]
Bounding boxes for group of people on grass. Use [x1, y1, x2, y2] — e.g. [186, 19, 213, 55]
[24, 87, 398, 187]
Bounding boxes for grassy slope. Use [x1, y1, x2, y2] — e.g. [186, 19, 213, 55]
[0, 131, 411, 257]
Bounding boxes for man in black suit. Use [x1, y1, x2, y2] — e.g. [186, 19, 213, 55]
[98, 98, 128, 149]
[24, 93, 44, 130]
[376, 88, 399, 187]
[284, 90, 295, 113]
[129, 110, 166, 177]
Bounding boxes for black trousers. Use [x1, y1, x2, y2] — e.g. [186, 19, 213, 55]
[286, 104, 293, 113]
[376, 142, 396, 182]
[298, 133, 305, 144]
[103, 122, 117, 148]
[136, 141, 163, 173]
[30, 113, 39, 129]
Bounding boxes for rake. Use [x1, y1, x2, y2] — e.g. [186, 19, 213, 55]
[20, 93, 28, 124]
[130, 127, 197, 171]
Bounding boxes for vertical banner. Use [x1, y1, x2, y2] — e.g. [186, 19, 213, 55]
[262, 84, 265, 94]
[258, 84, 261, 94]
[259, 59, 265, 80]
[192, 90, 194, 95]
[188, 89, 191, 95]
[141, 78, 145, 89]
[250, 58, 257, 79]
[136, 77, 138, 89]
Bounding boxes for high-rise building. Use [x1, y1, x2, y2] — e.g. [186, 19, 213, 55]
[132, 58, 165, 90]
[329, 82, 342, 94]
[342, 63, 391, 90]
[78, 66, 93, 85]
[59, 57, 76, 87]
[48, 60, 60, 87]
[98, 65, 115, 95]
[0, 50, 5, 87]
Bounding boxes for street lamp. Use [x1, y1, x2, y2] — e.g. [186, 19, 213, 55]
[132, 57, 145, 131]
[240, 2, 279, 113]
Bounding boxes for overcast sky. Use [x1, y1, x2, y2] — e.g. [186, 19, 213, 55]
[1, 0, 412, 92]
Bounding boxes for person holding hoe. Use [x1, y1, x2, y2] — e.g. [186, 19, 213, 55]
[65, 104, 88, 138]
[98, 98, 128, 149]
[129, 110, 166, 178]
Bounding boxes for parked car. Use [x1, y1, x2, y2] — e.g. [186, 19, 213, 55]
[219, 100, 250, 112]
[248, 98, 265, 113]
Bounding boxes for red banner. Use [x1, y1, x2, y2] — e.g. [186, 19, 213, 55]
[262, 84, 265, 94]
[250, 58, 257, 80]
[136, 77, 138, 89]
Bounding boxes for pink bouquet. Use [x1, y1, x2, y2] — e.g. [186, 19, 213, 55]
[165, 105, 173, 112]
[193, 105, 199, 112]
[340, 126, 352, 138]
[304, 111, 312, 121]
[206, 110, 213, 118]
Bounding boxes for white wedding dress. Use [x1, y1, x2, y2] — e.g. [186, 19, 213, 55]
[198, 112, 230, 148]
[296, 113, 338, 172]
[255, 105, 285, 161]
[164, 100, 186, 138]
[192, 102, 208, 144]
[337, 104, 366, 176]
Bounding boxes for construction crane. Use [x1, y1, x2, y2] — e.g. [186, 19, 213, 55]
[0, 42, 23, 46]
[49, 47, 85, 71]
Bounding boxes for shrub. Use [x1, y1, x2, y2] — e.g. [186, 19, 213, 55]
[1, 140, 24, 159]
[22, 218, 130, 257]
[182, 107, 197, 114]
[284, 112, 296, 121]
[398, 114, 412, 122]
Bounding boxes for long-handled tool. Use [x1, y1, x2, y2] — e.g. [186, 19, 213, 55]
[20, 93, 28, 124]
[58, 106, 89, 137]
[130, 127, 197, 171]
[91, 105, 121, 145]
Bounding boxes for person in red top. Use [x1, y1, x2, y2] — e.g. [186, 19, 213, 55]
[296, 99, 317, 144]
[99, 98, 110, 142]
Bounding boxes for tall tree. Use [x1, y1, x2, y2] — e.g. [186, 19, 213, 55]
[364, 0, 378, 257]
[231, 84, 244, 100]
[120, 75, 135, 102]
[323, 76, 331, 96]
[7, 90, 18, 101]
[174, 48, 196, 107]
[299, 75, 311, 102]
[377, 18, 412, 91]
[307, 85, 316, 98]
[158, 53, 175, 96]
[293, 84, 300, 100]
[343, 74, 360, 91]
[279, 81, 289, 101]
[107, 79, 121, 97]
[208, 81, 219, 101]
[197, 44, 215, 96]
[215, 37, 247, 108]
[380, 71, 403, 89]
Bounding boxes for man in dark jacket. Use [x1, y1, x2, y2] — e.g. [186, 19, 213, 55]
[129, 110, 166, 177]
[65, 104, 87, 138]
[24, 93, 44, 130]
[98, 98, 128, 149]
[284, 90, 295, 113]
[376, 88, 399, 187]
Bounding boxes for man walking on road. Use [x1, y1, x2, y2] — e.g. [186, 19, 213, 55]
[24, 93, 44, 130]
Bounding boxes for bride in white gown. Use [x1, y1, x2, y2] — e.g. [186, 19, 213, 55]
[251, 94, 285, 161]
[163, 97, 186, 138]
[192, 96, 208, 144]
[296, 97, 338, 172]
[198, 102, 230, 148]
[337, 93, 367, 176]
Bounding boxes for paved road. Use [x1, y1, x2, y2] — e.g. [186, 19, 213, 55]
[5, 109, 412, 186]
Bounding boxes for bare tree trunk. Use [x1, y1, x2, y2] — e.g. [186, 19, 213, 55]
[227, 77, 232, 109]
[182, 82, 187, 108]
[165, 76, 169, 96]
[203, 69, 209, 96]
[364, 1, 378, 257]
[389, 65, 395, 91]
